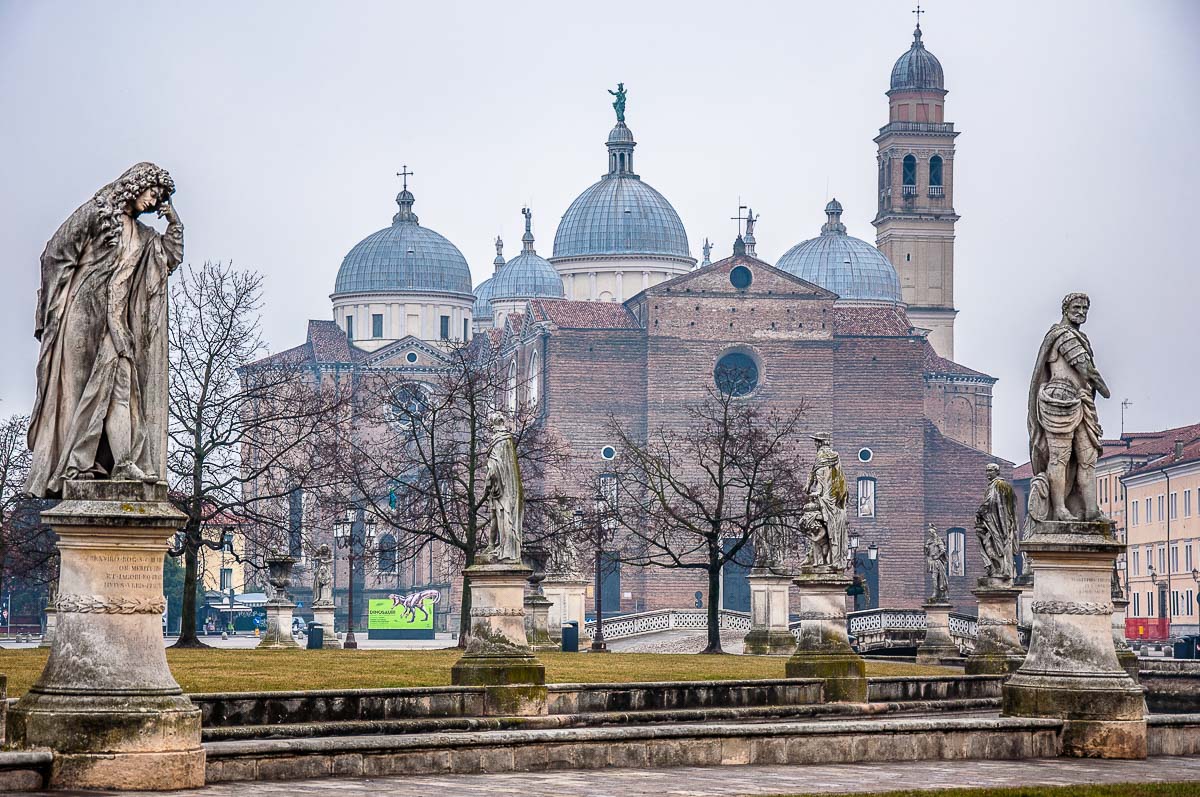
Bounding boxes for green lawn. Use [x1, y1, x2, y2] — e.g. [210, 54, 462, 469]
[0, 648, 950, 697]
[762, 787, 1199, 797]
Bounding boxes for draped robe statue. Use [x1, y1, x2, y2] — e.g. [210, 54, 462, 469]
[799, 495, 833, 570]
[975, 463, 1018, 581]
[480, 412, 523, 563]
[1027, 292, 1109, 523]
[925, 524, 949, 602]
[25, 162, 183, 498]
[805, 434, 848, 568]
[311, 544, 334, 607]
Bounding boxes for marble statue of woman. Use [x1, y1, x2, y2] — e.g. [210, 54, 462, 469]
[925, 523, 950, 602]
[311, 544, 334, 607]
[25, 162, 183, 498]
[480, 412, 523, 563]
[805, 433, 848, 566]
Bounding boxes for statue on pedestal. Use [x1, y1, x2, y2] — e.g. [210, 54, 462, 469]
[311, 543, 333, 606]
[479, 412, 523, 563]
[752, 484, 790, 574]
[25, 162, 183, 498]
[805, 433, 848, 568]
[1027, 292, 1109, 523]
[799, 495, 833, 570]
[975, 463, 1018, 581]
[925, 523, 949, 602]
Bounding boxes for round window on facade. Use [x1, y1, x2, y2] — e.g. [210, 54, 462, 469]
[729, 265, 753, 290]
[600, 445, 617, 461]
[858, 447, 873, 463]
[405, 351, 418, 364]
[714, 351, 759, 397]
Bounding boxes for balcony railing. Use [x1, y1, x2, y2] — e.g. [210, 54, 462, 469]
[928, 185, 945, 197]
[879, 121, 956, 135]
[901, 185, 918, 197]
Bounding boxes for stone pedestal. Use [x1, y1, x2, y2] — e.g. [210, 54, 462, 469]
[1001, 520, 1146, 759]
[451, 563, 546, 715]
[524, 592, 557, 652]
[311, 603, 342, 649]
[917, 601, 962, 665]
[745, 571, 796, 656]
[39, 606, 57, 649]
[1111, 596, 1139, 683]
[543, 577, 588, 645]
[8, 481, 204, 791]
[1015, 572, 1036, 627]
[966, 581, 1025, 675]
[785, 571, 866, 702]
[259, 556, 300, 649]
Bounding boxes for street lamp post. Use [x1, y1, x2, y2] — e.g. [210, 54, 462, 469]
[590, 488, 611, 653]
[334, 508, 377, 650]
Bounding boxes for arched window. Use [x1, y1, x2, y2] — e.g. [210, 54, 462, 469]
[378, 533, 397, 573]
[902, 155, 917, 186]
[929, 155, 943, 187]
[857, 477, 876, 518]
[619, 153, 626, 172]
[527, 350, 539, 407]
[947, 528, 967, 577]
[506, 359, 518, 413]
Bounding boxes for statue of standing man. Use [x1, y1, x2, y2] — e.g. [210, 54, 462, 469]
[1027, 293, 1109, 523]
[480, 412, 523, 563]
[805, 433, 848, 569]
[26, 163, 183, 498]
[608, 82, 627, 123]
[925, 524, 949, 602]
[975, 463, 1018, 581]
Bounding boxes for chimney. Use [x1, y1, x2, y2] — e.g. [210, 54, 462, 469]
[1176, 439, 1185, 460]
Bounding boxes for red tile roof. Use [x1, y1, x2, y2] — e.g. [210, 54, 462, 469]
[832, 306, 913, 337]
[1015, 421, 1200, 480]
[528, 299, 641, 329]
[307, 320, 358, 362]
[921, 341, 993, 381]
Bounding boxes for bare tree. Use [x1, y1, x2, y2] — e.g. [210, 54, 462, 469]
[340, 339, 568, 646]
[167, 262, 346, 647]
[0, 412, 57, 625]
[603, 379, 809, 654]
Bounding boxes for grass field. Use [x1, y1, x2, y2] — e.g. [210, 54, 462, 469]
[767, 786, 1200, 797]
[0, 648, 950, 696]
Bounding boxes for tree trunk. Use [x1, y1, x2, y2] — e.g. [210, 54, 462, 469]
[702, 562, 723, 654]
[457, 577, 472, 648]
[170, 543, 208, 649]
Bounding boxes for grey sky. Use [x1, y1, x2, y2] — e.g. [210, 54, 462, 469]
[1, 0, 1196, 464]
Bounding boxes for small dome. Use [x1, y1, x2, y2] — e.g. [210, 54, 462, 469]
[776, 200, 902, 304]
[491, 252, 564, 301]
[607, 122, 635, 145]
[890, 26, 944, 92]
[334, 190, 473, 297]
[474, 276, 496, 320]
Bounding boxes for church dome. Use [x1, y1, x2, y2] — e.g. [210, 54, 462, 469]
[776, 200, 903, 304]
[473, 235, 507, 321]
[334, 189, 474, 297]
[553, 122, 691, 261]
[493, 209, 564, 301]
[890, 26, 944, 92]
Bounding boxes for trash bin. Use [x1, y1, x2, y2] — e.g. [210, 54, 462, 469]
[1174, 636, 1198, 660]
[307, 622, 324, 650]
[561, 621, 579, 653]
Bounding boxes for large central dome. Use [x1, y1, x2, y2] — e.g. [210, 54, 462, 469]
[552, 122, 690, 261]
[334, 189, 473, 297]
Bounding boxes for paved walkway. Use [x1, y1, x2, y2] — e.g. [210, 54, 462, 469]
[34, 756, 1200, 796]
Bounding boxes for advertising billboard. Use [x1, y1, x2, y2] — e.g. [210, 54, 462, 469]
[367, 591, 438, 639]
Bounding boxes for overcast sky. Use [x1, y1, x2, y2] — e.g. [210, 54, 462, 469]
[1, 1, 1196, 464]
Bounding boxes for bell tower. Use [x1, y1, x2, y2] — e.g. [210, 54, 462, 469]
[872, 18, 959, 359]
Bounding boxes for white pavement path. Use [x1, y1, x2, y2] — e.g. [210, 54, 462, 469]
[24, 756, 1200, 796]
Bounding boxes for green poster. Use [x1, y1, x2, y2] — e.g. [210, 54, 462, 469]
[368, 597, 435, 630]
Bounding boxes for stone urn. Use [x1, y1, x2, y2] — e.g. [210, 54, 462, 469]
[522, 544, 557, 652]
[266, 555, 298, 602]
[260, 555, 300, 649]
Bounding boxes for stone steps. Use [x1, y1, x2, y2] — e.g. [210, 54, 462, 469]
[0, 751, 52, 793]
[202, 697, 1002, 741]
[203, 713, 1064, 783]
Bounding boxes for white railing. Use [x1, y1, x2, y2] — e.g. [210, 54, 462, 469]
[583, 605, 1026, 655]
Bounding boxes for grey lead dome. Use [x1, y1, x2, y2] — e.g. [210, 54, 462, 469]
[890, 26, 944, 92]
[334, 189, 474, 297]
[776, 200, 903, 304]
